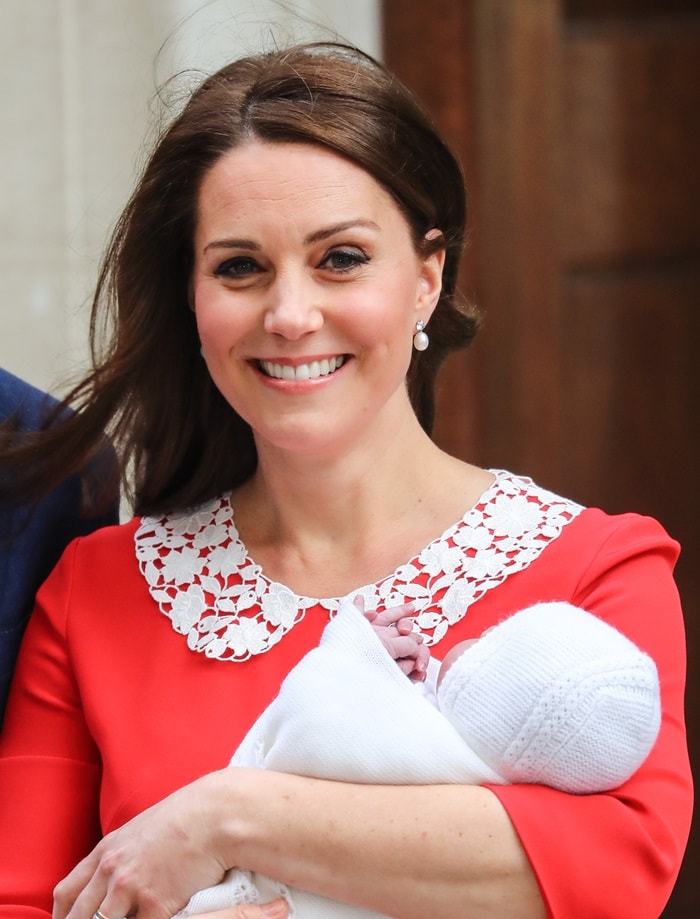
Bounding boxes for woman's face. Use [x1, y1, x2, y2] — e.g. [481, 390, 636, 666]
[192, 140, 444, 458]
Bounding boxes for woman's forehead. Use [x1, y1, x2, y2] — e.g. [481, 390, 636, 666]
[195, 141, 411, 243]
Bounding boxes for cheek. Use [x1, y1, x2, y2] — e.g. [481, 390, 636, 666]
[349, 274, 420, 339]
[375, 282, 420, 355]
[193, 286, 245, 349]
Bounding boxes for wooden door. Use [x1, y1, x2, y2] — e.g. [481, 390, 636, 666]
[384, 1, 700, 915]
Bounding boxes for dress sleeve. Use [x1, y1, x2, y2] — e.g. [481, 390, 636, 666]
[489, 513, 693, 919]
[0, 540, 102, 918]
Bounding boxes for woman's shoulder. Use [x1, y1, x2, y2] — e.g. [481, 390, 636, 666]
[50, 515, 142, 586]
[480, 469, 681, 595]
[71, 514, 140, 548]
[491, 468, 677, 547]
[555, 499, 679, 564]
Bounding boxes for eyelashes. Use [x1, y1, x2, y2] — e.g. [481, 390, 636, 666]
[213, 248, 370, 280]
[319, 249, 370, 272]
[214, 256, 260, 279]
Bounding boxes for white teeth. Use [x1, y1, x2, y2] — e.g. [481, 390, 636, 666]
[260, 355, 345, 381]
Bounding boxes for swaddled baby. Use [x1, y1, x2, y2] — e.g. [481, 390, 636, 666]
[176, 600, 661, 919]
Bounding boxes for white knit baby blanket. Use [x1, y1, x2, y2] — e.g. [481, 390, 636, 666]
[177, 600, 504, 919]
[176, 597, 660, 919]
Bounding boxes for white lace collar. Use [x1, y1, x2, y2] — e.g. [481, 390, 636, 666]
[134, 470, 583, 662]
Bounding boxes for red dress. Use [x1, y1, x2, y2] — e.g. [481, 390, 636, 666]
[0, 471, 692, 919]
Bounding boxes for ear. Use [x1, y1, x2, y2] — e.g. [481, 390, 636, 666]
[416, 231, 446, 320]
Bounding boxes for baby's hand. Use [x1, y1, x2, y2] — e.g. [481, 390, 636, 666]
[353, 597, 429, 681]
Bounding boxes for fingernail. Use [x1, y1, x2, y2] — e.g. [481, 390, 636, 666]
[261, 900, 287, 916]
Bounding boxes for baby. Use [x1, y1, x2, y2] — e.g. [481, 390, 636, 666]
[176, 599, 661, 919]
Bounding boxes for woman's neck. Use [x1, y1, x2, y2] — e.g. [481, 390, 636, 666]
[243, 426, 434, 543]
[230, 416, 491, 598]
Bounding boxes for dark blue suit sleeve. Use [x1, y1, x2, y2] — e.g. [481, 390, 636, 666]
[0, 369, 120, 724]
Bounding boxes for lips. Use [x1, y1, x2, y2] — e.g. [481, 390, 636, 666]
[258, 355, 346, 381]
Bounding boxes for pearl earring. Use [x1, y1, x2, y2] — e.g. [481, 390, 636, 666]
[413, 320, 429, 352]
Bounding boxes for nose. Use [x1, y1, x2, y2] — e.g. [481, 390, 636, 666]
[263, 271, 324, 340]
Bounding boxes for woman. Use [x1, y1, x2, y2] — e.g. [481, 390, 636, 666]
[0, 42, 692, 919]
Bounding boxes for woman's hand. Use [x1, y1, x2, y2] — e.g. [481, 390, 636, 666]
[52, 772, 269, 919]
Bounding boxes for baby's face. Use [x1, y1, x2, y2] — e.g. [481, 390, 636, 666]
[436, 638, 479, 690]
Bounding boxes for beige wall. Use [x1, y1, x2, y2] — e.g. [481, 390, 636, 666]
[0, 0, 380, 396]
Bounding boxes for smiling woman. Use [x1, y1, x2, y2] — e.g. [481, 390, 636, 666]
[0, 41, 692, 919]
[193, 141, 445, 462]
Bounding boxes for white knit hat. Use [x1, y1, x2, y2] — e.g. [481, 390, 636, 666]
[436, 602, 661, 793]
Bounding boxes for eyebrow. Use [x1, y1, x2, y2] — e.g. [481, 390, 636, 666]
[202, 219, 380, 254]
[304, 219, 380, 245]
[203, 237, 260, 254]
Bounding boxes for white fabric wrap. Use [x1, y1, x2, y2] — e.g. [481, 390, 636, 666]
[177, 599, 660, 919]
[232, 600, 504, 785]
[438, 600, 661, 793]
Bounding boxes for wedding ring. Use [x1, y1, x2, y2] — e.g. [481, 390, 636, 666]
[94, 910, 112, 919]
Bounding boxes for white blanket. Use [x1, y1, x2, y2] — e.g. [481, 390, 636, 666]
[177, 599, 660, 919]
[178, 602, 503, 918]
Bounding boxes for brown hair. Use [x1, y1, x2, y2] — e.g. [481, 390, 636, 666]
[0, 42, 479, 516]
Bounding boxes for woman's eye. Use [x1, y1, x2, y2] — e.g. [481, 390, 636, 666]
[215, 256, 261, 278]
[321, 249, 369, 272]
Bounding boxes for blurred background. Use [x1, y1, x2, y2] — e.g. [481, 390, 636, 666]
[1, 0, 697, 914]
[0, 0, 380, 392]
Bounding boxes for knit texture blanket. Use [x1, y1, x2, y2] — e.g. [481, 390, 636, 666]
[177, 601, 503, 918]
[176, 599, 660, 919]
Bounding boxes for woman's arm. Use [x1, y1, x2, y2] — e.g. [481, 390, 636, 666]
[0, 549, 103, 918]
[226, 770, 544, 919]
[54, 768, 545, 919]
[489, 513, 692, 918]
